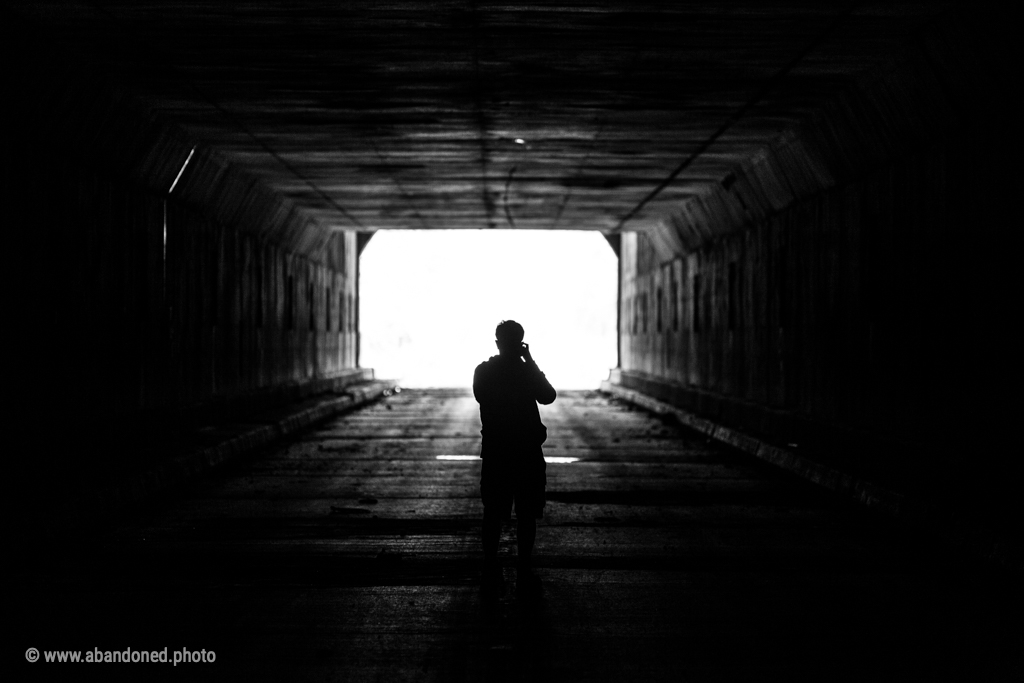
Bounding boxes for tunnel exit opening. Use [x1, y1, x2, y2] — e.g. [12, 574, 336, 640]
[360, 230, 617, 389]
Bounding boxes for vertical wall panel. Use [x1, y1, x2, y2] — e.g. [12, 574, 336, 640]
[616, 125, 1016, 504]
[28, 166, 362, 428]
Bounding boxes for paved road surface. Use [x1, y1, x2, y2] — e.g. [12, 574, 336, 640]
[17, 389, 1021, 681]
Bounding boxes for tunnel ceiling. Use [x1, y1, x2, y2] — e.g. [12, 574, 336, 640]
[12, 1, 949, 234]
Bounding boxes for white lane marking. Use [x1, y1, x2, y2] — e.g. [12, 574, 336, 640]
[436, 455, 579, 464]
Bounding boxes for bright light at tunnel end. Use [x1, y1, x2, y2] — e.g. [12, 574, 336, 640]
[360, 230, 618, 389]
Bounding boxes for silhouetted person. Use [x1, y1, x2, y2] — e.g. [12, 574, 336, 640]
[474, 320, 556, 596]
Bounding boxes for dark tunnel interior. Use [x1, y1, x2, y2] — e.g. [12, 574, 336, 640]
[5, 2, 1021, 680]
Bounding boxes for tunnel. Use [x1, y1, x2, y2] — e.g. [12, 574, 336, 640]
[7, 2, 1020, 681]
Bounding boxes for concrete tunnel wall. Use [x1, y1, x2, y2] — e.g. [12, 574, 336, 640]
[3, 8, 1017, 545]
[612, 14, 1019, 534]
[20, 169, 361, 415]
[7, 45, 365, 497]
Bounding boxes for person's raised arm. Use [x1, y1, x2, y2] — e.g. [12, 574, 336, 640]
[521, 343, 556, 405]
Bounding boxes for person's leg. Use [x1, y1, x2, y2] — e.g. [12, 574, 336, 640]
[516, 516, 536, 567]
[480, 508, 504, 596]
[483, 507, 501, 561]
[480, 457, 510, 591]
[517, 452, 545, 568]
[515, 512, 542, 597]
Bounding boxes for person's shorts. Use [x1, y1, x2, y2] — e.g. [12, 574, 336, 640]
[480, 446, 546, 520]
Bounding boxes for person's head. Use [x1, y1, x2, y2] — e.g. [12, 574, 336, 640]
[495, 320, 525, 356]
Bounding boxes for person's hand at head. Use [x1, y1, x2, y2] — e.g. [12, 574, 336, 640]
[520, 342, 533, 362]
